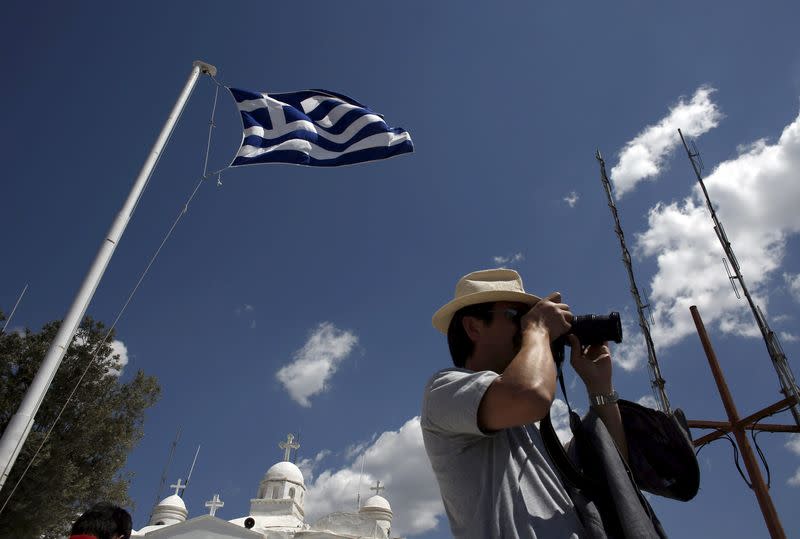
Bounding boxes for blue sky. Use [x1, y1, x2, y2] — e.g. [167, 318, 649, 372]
[3, 2, 800, 537]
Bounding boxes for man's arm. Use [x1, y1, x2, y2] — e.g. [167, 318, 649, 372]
[569, 335, 629, 463]
[477, 294, 572, 431]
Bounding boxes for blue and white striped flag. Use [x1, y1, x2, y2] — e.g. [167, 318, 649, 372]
[228, 88, 413, 167]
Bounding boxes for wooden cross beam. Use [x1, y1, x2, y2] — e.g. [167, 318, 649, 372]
[687, 306, 798, 539]
[689, 396, 800, 447]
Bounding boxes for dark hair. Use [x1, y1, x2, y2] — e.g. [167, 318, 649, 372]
[447, 302, 495, 367]
[71, 502, 132, 539]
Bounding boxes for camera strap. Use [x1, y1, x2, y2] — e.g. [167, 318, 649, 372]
[540, 341, 598, 491]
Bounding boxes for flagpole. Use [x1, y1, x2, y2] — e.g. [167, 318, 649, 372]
[0, 60, 217, 493]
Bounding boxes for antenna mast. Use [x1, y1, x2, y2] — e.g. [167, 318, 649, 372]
[596, 150, 671, 413]
[150, 426, 181, 522]
[678, 129, 800, 426]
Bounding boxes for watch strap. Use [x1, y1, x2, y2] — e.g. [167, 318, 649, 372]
[589, 390, 619, 406]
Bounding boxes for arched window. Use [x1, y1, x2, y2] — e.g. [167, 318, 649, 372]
[272, 485, 280, 499]
[289, 487, 295, 499]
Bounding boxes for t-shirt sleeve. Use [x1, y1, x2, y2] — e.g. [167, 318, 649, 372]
[421, 368, 498, 437]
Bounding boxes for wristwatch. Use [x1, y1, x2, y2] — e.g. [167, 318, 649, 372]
[589, 390, 619, 406]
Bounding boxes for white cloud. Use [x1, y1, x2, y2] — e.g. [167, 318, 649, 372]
[637, 395, 659, 409]
[563, 191, 579, 208]
[492, 252, 524, 267]
[611, 86, 722, 198]
[785, 273, 800, 302]
[787, 434, 800, 455]
[636, 108, 800, 349]
[549, 398, 573, 445]
[789, 468, 800, 487]
[72, 333, 129, 377]
[304, 417, 444, 537]
[787, 435, 800, 487]
[108, 339, 129, 377]
[611, 317, 646, 371]
[297, 449, 332, 483]
[276, 322, 358, 407]
[235, 303, 255, 316]
[780, 332, 799, 343]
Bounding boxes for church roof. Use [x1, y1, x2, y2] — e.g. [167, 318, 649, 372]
[265, 461, 304, 484]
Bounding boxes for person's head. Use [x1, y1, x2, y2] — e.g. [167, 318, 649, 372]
[70, 502, 132, 539]
[433, 269, 541, 370]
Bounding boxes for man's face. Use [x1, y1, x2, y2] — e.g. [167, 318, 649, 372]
[478, 301, 528, 373]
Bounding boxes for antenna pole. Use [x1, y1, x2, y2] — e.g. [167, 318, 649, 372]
[678, 129, 800, 426]
[596, 150, 671, 412]
[1, 284, 29, 335]
[151, 426, 181, 521]
[184, 444, 201, 494]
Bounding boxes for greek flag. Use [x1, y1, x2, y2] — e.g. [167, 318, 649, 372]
[229, 88, 413, 167]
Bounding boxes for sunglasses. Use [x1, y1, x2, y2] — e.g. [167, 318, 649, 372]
[489, 308, 523, 323]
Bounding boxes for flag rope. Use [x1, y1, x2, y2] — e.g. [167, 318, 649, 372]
[0, 80, 224, 517]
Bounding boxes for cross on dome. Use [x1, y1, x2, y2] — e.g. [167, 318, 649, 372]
[205, 493, 224, 517]
[279, 433, 300, 462]
[370, 480, 385, 496]
[170, 478, 186, 497]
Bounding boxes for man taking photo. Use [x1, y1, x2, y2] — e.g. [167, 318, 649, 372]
[421, 268, 628, 538]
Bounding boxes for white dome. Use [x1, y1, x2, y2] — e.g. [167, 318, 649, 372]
[157, 494, 186, 509]
[265, 461, 304, 484]
[148, 493, 188, 527]
[361, 495, 391, 512]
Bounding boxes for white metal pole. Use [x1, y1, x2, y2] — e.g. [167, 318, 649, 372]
[0, 60, 217, 493]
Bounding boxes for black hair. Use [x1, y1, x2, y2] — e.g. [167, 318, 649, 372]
[71, 502, 132, 539]
[447, 302, 495, 367]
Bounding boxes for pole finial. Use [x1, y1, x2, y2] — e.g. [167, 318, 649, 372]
[193, 60, 218, 77]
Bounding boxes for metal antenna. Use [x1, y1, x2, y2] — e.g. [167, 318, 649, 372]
[150, 426, 181, 522]
[1, 284, 29, 335]
[356, 452, 367, 510]
[184, 444, 201, 494]
[596, 150, 671, 413]
[678, 129, 800, 427]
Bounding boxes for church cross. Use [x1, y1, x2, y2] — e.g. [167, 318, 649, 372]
[205, 493, 224, 517]
[279, 433, 300, 461]
[370, 480, 385, 496]
[170, 478, 186, 497]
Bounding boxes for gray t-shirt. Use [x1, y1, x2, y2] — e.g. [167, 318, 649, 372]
[421, 367, 585, 538]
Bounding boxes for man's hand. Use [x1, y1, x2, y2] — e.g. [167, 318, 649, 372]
[568, 335, 613, 395]
[568, 334, 628, 461]
[521, 292, 573, 342]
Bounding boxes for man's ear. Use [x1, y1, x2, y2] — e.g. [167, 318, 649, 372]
[462, 315, 484, 343]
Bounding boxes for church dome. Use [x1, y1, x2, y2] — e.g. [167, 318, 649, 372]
[148, 493, 188, 526]
[361, 495, 391, 512]
[157, 494, 186, 510]
[265, 461, 304, 484]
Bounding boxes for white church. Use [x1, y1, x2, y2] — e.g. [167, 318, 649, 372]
[132, 434, 402, 539]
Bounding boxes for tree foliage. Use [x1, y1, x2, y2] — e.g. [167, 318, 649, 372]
[0, 313, 160, 539]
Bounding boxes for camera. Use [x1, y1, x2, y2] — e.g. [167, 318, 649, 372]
[552, 312, 623, 363]
[568, 312, 623, 345]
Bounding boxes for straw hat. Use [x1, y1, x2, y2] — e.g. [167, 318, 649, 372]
[432, 269, 542, 333]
